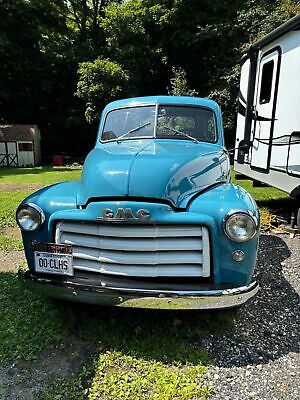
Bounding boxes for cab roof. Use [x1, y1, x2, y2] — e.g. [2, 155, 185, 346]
[102, 95, 220, 114]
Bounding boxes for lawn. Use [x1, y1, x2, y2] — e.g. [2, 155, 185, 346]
[0, 166, 82, 251]
[0, 166, 82, 186]
[0, 166, 291, 399]
[231, 170, 290, 204]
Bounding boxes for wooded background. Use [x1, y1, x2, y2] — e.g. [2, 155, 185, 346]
[1, 0, 299, 158]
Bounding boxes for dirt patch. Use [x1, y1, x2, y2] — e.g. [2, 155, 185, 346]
[0, 183, 42, 192]
[1, 227, 22, 241]
[0, 250, 25, 272]
[0, 336, 93, 400]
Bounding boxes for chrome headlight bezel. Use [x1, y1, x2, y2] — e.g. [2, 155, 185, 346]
[16, 203, 45, 232]
[223, 210, 258, 243]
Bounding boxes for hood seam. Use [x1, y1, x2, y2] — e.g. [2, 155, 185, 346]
[126, 141, 153, 196]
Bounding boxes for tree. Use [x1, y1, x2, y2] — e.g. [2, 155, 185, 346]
[1, 0, 299, 156]
[168, 67, 198, 97]
[0, 0, 117, 155]
[0, 0, 47, 123]
[76, 58, 129, 123]
[101, 0, 166, 95]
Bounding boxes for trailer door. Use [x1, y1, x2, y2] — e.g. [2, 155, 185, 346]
[250, 48, 280, 171]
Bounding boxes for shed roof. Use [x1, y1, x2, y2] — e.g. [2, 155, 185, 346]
[0, 125, 38, 141]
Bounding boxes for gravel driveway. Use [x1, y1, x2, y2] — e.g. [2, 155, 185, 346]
[203, 233, 300, 399]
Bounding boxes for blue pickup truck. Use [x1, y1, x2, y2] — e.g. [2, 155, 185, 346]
[16, 96, 259, 309]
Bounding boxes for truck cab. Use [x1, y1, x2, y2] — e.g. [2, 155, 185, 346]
[17, 96, 259, 309]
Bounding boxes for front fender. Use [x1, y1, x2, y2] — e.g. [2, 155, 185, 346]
[19, 181, 82, 265]
[188, 183, 258, 217]
[188, 183, 259, 285]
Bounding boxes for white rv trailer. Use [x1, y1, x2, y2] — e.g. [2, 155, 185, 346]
[234, 15, 300, 208]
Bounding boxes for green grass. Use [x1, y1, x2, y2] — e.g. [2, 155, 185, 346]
[40, 304, 225, 400]
[64, 306, 233, 364]
[0, 166, 82, 185]
[0, 167, 82, 249]
[231, 170, 291, 205]
[43, 365, 93, 400]
[0, 191, 30, 229]
[0, 272, 229, 398]
[0, 234, 23, 250]
[0, 190, 30, 250]
[43, 352, 213, 400]
[0, 270, 70, 364]
[87, 351, 212, 400]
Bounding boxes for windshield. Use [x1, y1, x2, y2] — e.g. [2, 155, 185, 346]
[102, 106, 155, 142]
[101, 105, 217, 143]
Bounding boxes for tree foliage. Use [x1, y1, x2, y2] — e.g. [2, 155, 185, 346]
[168, 68, 198, 97]
[0, 0, 299, 155]
[76, 58, 129, 123]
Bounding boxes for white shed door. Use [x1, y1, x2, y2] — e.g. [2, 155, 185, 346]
[18, 142, 34, 166]
[3, 142, 18, 166]
[0, 142, 7, 166]
[251, 49, 280, 171]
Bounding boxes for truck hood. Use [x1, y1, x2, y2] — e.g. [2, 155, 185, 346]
[78, 140, 229, 208]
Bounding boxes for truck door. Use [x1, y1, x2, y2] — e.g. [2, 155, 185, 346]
[250, 48, 280, 171]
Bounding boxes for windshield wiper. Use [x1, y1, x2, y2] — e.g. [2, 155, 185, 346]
[116, 122, 152, 142]
[159, 125, 200, 143]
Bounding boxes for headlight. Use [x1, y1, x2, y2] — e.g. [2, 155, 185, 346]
[16, 203, 45, 232]
[224, 212, 258, 242]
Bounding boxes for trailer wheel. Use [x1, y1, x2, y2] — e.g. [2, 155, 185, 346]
[297, 207, 300, 230]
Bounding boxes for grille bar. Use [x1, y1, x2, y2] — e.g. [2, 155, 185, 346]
[58, 222, 203, 238]
[60, 232, 203, 251]
[56, 222, 211, 278]
[72, 246, 203, 265]
[73, 259, 205, 277]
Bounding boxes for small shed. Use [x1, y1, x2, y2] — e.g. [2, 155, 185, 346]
[0, 125, 41, 167]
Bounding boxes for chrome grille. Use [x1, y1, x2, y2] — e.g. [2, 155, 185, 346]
[55, 222, 210, 278]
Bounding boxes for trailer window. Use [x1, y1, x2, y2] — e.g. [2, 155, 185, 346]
[259, 60, 274, 104]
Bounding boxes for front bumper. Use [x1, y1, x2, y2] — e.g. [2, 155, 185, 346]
[21, 271, 259, 310]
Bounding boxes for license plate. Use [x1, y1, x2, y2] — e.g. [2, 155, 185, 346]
[34, 243, 73, 276]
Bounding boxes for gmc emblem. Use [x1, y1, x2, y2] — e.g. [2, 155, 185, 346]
[97, 208, 151, 222]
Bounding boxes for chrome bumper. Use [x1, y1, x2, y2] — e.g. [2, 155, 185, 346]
[21, 271, 259, 310]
